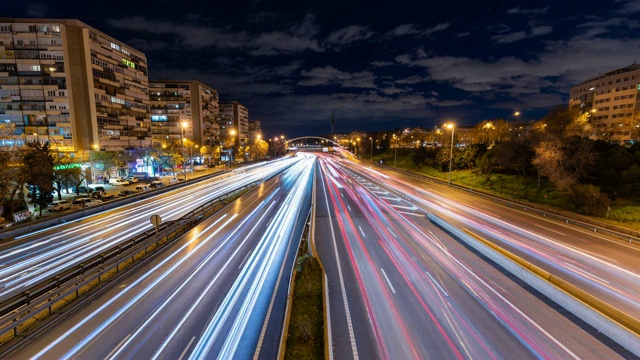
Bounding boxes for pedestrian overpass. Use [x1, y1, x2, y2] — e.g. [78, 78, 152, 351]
[285, 136, 341, 153]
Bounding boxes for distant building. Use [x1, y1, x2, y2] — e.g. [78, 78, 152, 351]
[0, 18, 151, 156]
[569, 63, 640, 143]
[149, 80, 219, 148]
[248, 118, 262, 142]
[219, 101, 249, 148]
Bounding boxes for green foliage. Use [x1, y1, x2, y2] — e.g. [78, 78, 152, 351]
[23, 141, 55, 216]
[568, 184, 610, 215]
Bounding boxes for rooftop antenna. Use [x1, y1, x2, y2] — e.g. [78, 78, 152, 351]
[330, 111, 336, 137]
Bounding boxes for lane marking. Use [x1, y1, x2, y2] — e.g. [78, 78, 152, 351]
[347, 205, 352, 212]
[105, 334, 131, 359]
[178, 336, 196, 360]
[386, 227, 397, 238]
[380, 268, 396, 294]
[534, 224, 565, 236]
[397, 211, 423, 217]
[358, 226, 365, 237]
[564, 262, 610, 284]
[321, 171, 360, 359]
[239, 251, 252, 269]
[425, 271, 449, 297]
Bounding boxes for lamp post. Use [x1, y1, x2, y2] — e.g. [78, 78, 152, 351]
[446, 123, 455, 186]
[229, 129, 236, 166]
[181, 121, 188, 179]
[393, 134, 398, 168]
[369, 137, 373, 163]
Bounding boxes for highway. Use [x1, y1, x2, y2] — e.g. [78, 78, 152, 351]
[1, 154, 315, 359]
[0, 157, 300, 301]
[346, 159, 640, 325]
[315, 154, 634, 359]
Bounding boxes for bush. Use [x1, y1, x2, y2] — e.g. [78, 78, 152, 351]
[568, 184, 610, 215]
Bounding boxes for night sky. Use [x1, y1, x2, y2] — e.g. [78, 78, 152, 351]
[5, 0, 640, 139]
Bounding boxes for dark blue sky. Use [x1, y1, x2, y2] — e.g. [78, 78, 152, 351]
[6, 0, 640, 138]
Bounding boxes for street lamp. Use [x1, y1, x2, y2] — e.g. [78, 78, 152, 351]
[181, 121, 188, 178]
[393, 134, 397, 168]
[445, 123, 455, 186]
[369, 137, 373, 163]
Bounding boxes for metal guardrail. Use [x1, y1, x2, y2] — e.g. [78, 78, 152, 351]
[0, 182, 258, 342]
[376, 164, 640, 246]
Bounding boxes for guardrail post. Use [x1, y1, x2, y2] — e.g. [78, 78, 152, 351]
[25, 291, 30, 306]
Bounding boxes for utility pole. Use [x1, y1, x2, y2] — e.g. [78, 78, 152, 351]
[330, 111, 335, 138]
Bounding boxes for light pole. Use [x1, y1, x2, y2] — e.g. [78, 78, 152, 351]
[393, 134, 397, 168]
[181, 121, 188, 179]
[369, 137, 373, 163]
[446, 123, 455, 186]
[229, 129, 236, 166]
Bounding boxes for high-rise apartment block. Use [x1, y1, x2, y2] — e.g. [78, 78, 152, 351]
[219, 101, 249, 149]
[0, 18, 151, 156]
[149, 80, 219, 148]
[569, 63, 640, 143]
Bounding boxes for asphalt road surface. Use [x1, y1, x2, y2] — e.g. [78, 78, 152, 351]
[1, 154, 315, 359]
[315, 154, 635, 359]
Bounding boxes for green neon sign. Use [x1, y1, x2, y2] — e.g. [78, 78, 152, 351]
[54, 163, 82, 170]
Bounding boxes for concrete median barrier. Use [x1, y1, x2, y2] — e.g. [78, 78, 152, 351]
[428, 213, 640, 356]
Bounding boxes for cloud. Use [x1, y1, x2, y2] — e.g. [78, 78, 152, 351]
[394, 34, 640, 111]
[125, 38, 170, 51]
[108, 14, 323, 55]
[492, 25, 552, 43]
[325, 25, 375, 46]
[386, 23, 450, 38]
[507, 7, 549, 15]
[615, 0, 640, 13]
[25, 3, 47, 17]
[395, 75, 426, 85]
[298, 66, 376, 89]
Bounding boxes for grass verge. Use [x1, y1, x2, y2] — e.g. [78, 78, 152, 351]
[285, 237, 324, 360]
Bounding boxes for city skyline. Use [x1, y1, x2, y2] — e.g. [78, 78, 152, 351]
[5, 0, 640, 138]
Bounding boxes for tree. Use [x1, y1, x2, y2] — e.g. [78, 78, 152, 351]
[52, 154, 80, 200]
[249, 139, 269, 161]
[90, 151, 123, 180]
[23, 141, 55, 217]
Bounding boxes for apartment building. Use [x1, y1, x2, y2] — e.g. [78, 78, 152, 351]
[0, 18, 151, 156]
[248, 118, 262, 142]
[219, 101, 249, 149]
[149, 80, 219, 148]
[569, 63, 640, 143]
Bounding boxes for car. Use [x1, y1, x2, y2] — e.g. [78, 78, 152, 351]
[100, 194, 116, 201]
[149, 180, 165, 189]
[47, 200, 72, 212]
[145, 176, 161, 184]
[71, 198, 102, 210]
[88, 185, 107, 194]
[125, 176, 139, 183]
[118, 190, 136, 197]
[109, 178, 130, 186]
[134, 184, 149, 192]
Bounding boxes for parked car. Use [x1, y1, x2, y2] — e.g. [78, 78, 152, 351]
[125, 176, 139, 183]
[118, 190, 136, 197]
[109, 178, 130, 186]
[134, 184, 149, 192]
[100, 194, 116, 201]
[145, 176, 161, 184]
[71, 198, 102, 210]
[88, 185, 107, 195]
[149, 180, 165, 189]
[47, 200, 72, 211]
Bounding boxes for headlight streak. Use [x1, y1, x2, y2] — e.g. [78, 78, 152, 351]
[0, 159, 302, 298]
[341, 161, 584, 359]
[188, 158, 314, 359]
[107, 198, 280, 360]
[320, 158, 408, 359]
[31, 213, 235, 360]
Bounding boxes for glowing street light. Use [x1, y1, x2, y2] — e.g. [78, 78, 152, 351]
[445, 123, 455, 186]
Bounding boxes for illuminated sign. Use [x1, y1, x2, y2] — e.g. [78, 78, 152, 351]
[122, 58, 136, 69]
[53, 163, 82, 170]
[151, 115, 168, 122]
